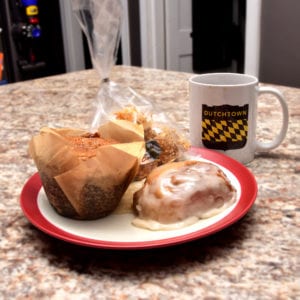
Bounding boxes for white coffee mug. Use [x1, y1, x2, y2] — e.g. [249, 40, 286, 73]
[189, 73, 289, 164]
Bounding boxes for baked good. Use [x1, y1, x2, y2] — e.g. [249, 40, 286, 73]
[29, 126, 145, 220]
[29, 106, 190, 220]
[114, 106, 190, 179]
[132, 160, 236, 230]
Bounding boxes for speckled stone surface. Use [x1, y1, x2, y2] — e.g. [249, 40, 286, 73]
[0, 66, 299, 299]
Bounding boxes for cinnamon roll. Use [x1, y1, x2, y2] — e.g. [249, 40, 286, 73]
[132, 160, 236, 230]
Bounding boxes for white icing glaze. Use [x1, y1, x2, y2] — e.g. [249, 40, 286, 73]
[132, 161, 236, 230]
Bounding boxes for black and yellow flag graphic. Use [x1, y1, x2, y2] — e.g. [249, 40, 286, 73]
[202, 104, 249, 150]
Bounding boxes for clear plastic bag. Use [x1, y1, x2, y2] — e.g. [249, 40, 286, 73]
[71, 0, 189, 163]
[72, 0, 122, 80]
[72, 0, 155, 131]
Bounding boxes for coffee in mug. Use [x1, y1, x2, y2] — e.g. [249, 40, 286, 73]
[189, 73, 289, 164]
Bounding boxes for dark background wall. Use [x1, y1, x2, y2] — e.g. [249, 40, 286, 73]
[259, 0, 300, 87]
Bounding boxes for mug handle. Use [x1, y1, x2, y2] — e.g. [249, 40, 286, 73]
[255, 86, 289, 152]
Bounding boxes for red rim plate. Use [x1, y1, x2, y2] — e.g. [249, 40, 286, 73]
[20, 147, 257, 250]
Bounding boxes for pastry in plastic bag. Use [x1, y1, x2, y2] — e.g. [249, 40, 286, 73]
[113, 106, 190, 180]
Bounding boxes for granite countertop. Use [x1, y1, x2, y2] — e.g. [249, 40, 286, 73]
[0, 66, 299, 299]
